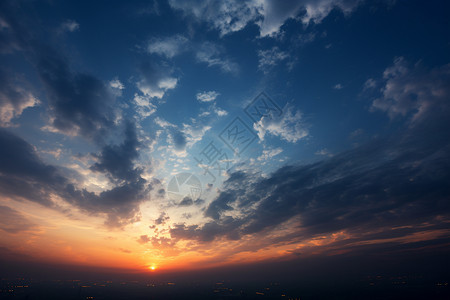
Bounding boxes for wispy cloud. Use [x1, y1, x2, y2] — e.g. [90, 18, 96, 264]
[59, 20, 79, 33]
[147, 35, 189, 58]
[196, 42, 238, 74]
[196, 91, 220, 102]
[258, 47, 289, 73]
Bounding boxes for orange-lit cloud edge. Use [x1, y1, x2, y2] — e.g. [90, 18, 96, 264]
[2, 195, 449, 276]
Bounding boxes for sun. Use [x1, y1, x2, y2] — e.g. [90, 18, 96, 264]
[149, 265, 156, 271]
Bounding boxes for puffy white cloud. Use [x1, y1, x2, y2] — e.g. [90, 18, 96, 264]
[110, 79, 125, 90]
[182, 122, 212, 148]
[168, 0, 362, 37]
[137, 61, 179, 100]
[168, 0, 262, 36]
[196, 91, 220, 102]
[137, 76, 178, 99]
[254, 104, 308, 143]
[333, 83, 343, 90]
[299, 0, 360, 25]
[133, 94, 157, 118]
[147, 35, 189, 58]
[214, 106, 228, 116]
[257, 147, 283, 161]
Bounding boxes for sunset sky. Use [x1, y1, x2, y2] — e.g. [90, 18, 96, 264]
[1, 0, 450, 280]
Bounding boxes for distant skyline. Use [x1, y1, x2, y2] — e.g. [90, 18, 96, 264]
[0, 0, 450, 285]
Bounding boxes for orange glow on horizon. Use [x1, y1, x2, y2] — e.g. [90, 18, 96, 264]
[2, 197, 449, 275]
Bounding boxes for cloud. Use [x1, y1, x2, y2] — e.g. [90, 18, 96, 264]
[349, 128, 364, 139]
[58, 20, 79, 33]
[147, 35, 189, 58]
[371, 57, 450, 122]
[169, 128, 187, 151]
[168, 62, 450, 250]
[137, 235, 150, 244]
[254, 104, 308, 143]
[0, 69, 39, 127]
[181, 121, 212, 148]
[37, 48, 117, 140]
[298, 0, 361, 25]
[133, 94, 157, 118]
[258, 47, 289, 73]
[0, 205, 38, 233]
[0, 126, 152, 228]
[110, 79, 125, 90]
[168, 0, 362, 37]
[90, 121, 143, 183]
[168, 0, 261, 37]
[137, 61, 178, 99]
[333, 83, 343, 90]
[155, 212, 170, 225]
[213, 106, 228, 116]
[0, 129, 66, 207]
[196, 91, 220, 102]
[315, 148, 334, 157]
[179, 196, 194, 206]
[0, 7, 117, 140]
[154, 117, 201, 154]
[170, 117, 450, 246]
[363, 78, 376, 90]
[146, 35, 237, 75]
[257, 147, 283, 161]
[196, 42, 238, 74]
[196, 91, 228, 117]
[0, 16, 22, 54]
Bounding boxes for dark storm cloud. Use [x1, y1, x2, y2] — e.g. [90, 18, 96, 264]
[0, 129, 65, 206]
[37, 48, 116, 140]
[169, 58, 450, 245]
[0, 128, 151, 228]
[170, 216, 243, 242]
[0, 1, 152, 228]
[1, 1, 117, 140]
[170, 115, 450, 243]
[0, 68, 39, 126]
[64, 122, 150, 228]
[91, 121, 143, 182]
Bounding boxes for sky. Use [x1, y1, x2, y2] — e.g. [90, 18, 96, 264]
[0, 0, 450, 279]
